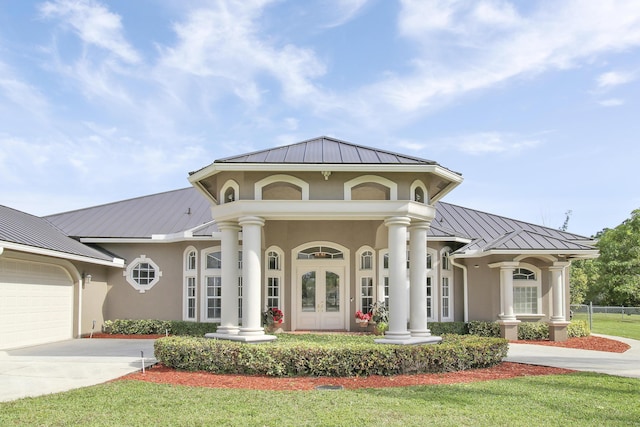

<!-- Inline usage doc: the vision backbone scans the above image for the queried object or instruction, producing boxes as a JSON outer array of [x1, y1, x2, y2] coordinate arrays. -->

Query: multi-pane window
[[132, 262, 155, 285], [184, 249, 197, 321], [513, 267, 539, 314], [206, 276, 222, 319], [186, 277, 196, 320], [207, 251, 222, 269], [426, 276, 433, 319], [441, 251, 450, 270], [265, 248, 283, 311], [360, 251, 373, 270], [441, 277, 450, 319], [238, 277, 243, 320], [361, 277, 374, 313]]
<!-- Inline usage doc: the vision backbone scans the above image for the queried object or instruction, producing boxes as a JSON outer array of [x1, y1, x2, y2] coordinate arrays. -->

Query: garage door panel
[[0, 259, 74, 350]]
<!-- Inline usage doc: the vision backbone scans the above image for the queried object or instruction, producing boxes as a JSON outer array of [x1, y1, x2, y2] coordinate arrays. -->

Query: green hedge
[[466, 320, 590, 340], [154, 334, 508, 377], [429, 322, 468, 335], [103, 319, 216, 337]]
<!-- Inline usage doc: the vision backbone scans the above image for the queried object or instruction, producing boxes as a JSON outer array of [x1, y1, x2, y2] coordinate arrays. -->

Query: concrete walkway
[[0, 339, 157, 402], [505, 334, 640, 379]]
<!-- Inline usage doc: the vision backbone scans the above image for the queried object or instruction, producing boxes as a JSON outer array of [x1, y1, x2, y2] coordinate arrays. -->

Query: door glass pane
[[301, 271, 316, 312], [325, 271, 340, 312]]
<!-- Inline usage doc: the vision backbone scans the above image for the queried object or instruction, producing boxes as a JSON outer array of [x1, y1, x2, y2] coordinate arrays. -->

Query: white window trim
[[410, 179, 429, 204], [427, 248, 438, 322], [378, 250, 390, 308], [356, 246, 376, 313], [264, 246, 284, 310], [344, 175, 398, 201], [201, 246, 222, 322], [124, 255, 162, 293], [183, 246, 197, 321], [440, 247, 453, 321], [254, 174, 309, 200], [220, 179, 239, 204], [513, 263, 543, 316]]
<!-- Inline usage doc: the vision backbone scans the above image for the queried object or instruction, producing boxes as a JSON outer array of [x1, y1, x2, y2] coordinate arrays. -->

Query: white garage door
[[0, 258, 74, 350]]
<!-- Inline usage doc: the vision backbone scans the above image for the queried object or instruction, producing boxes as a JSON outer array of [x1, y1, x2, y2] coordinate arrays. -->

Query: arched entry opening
[[291, 242, 350, 331]]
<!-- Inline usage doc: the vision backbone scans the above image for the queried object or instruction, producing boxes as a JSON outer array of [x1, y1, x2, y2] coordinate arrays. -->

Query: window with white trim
[[202, 249, 222, 322], [237, 251, 243, 321], [357, 248, 375, 313], [183, 248, 197, 321], [426, 248, 437, 321], [440, 247, 453, 321], [513, 267, 541, 314], [379, 251, 390, 308], [265, 247, 284, 310], [124, 255, 162, 293]]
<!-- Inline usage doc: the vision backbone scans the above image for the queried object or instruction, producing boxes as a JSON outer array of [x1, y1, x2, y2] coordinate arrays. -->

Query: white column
[[238, 216, 265, 337], [550, 262, 570, 321], [217, 221, 240, 335], [499, 262, 518, 321], [384, 216, 411, 341], [409, 221, 431, 337]]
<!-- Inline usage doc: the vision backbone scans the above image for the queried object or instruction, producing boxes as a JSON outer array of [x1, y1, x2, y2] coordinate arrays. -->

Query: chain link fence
[[570, 303, 640, 331]]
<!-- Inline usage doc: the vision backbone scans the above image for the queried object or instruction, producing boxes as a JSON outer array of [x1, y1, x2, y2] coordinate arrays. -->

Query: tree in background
[[571, 209, 640, 306], [595, 209, 640, 306]]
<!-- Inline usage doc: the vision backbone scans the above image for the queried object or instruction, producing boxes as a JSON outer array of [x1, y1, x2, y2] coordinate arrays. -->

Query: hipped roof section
[[190, 136, 461, 174], [0, 205, 122, 265]]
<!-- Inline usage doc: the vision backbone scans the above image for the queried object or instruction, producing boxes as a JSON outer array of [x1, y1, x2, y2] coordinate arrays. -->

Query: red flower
[[354, 310, 371, 321]]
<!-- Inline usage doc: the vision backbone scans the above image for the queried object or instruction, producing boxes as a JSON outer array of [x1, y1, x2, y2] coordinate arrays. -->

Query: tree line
[[570, 209, 640, 306]]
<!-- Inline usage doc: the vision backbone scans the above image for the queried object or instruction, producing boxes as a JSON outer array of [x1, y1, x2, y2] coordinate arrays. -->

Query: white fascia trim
[[81, 236, 217, 244], [452, 249, 600, 259], [211, 200, 437, 222], [427, 236, 473, 244], [190, 162, 464, 179], [0, 242, 125, 268]]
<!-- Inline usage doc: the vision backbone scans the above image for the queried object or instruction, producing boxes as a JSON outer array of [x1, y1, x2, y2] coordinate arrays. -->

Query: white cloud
[[321, 0, 370, 28], [39, 0, 141, 64], [599, 98, 625, 107], [452, 132, 541, 156], [0, 61, 51, 120], [350, 1, 640, 120], [597, 71, 636, 88], [157, 1, 326, 106]]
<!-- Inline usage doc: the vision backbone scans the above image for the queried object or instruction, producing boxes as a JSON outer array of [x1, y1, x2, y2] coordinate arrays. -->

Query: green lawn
[[572, 312, 640, 340], [1, 373, 638, 426]]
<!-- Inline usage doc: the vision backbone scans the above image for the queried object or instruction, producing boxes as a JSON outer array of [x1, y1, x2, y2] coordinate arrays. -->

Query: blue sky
[[1, 0, 639, 237]]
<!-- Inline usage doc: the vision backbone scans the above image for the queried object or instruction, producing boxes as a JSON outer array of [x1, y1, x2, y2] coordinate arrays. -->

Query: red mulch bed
[[115, 335, 630, 390]]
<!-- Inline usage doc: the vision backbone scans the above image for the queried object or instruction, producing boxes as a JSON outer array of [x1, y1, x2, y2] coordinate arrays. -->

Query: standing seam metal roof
[[0, 205, 116, 262]]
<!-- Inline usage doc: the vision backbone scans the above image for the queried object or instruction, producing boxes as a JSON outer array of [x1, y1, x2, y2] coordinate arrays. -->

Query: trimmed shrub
[[429, 322, 468, 335], [517, 322, 549, 340], [567, 320, 590, 338], [467, 321, 501, 337], [103, 319, 216, 336], [154, 334, 508, 377]]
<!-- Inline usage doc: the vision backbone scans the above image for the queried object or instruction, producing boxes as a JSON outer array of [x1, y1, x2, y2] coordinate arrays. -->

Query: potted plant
[[369, 301, 389, 335], [354, 310, 372, 327], [262, 307, 284, 333]]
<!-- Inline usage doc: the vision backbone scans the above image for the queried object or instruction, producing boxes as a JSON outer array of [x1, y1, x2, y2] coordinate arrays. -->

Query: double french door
[[296, 266, 345, 330]]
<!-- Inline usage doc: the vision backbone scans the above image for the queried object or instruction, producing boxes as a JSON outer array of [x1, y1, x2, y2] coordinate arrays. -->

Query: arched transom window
[[297, 245, 344, 260]]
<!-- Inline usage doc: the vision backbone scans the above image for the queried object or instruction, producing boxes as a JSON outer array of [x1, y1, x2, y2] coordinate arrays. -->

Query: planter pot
[[356, 321, 369, 328]]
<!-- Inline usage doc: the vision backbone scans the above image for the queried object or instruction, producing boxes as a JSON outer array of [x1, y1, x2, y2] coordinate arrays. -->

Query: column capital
[[384, 216, 411, 227], [488, 261, 519, 270], [549, 261, 571, 270], [408, 220, 432, 230], [238, 216, 265, 227], [216, 221, 241, 231]]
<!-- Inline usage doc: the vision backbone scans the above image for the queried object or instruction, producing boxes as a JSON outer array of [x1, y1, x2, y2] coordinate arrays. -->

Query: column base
[[205, 332, 277, 343], [375, 335, 442, 345], [215, 326, 240, 335], [498, 320, 521, 341], [410, 329, 432, 337], [547, 321, 571, 342], [238, 327, 266, 337]]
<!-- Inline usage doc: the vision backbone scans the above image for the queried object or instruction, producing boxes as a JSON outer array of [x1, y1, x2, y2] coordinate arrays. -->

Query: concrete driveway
[[505, 334, 640, 379], [0, 339, 157, 402]]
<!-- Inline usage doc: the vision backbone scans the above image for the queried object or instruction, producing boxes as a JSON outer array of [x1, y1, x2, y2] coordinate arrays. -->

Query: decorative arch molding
[[220, 180, 240, 204], [410, 179, 429, 204], [254, 174, 309, 201], [514, 254, 558, 263], [344, 175, 397, 201]]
